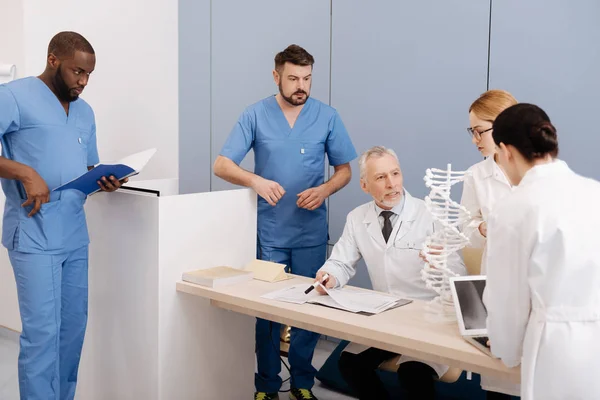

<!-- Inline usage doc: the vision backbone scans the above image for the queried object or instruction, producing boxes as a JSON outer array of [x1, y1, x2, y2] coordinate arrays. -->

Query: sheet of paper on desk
[[261, 284, 411, 314], [323, 287, 410, 314], [261, 284, 319, 304], [307, 294, 361, 313]]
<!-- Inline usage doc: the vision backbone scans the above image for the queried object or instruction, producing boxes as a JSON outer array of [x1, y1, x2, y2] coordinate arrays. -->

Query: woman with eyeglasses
[[460, 89, 520, 400], [483, 103, 600, 400], [461, 89, 517, 250]]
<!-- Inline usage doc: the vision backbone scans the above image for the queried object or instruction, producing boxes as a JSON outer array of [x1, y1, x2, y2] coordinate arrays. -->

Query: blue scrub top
[[0, 77, 99, 254], [221, 95, 357, 248]]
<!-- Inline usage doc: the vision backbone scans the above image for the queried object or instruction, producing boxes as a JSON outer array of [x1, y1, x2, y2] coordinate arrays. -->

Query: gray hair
[[358, 146, 399, 180]]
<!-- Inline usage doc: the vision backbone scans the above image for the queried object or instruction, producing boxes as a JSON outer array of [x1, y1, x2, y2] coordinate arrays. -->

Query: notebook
[[53, 148, 157, 196], [262, 284, 412, 315], [449, 275, 495, 357], [244, 259, 290, 282], [182, 266, 254, 288]]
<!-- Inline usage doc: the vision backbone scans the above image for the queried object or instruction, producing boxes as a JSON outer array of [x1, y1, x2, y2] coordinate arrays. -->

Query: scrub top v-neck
[[221, 95, 357, 248], [0, 77, 99, 253]]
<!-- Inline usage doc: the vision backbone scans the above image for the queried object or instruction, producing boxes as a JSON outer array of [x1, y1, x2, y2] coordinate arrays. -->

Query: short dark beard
[[278, 82, 309, 106], [53, 65, 78, 102]]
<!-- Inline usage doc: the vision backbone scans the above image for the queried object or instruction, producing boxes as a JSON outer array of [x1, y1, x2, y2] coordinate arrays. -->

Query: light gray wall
[[179, 0, 331, 194], [209, 0, 332, 192], [489, 0, 600, 181], [328, 0, 490, 288], [179, 0, 211, 194], [179, 0, 600, 288]]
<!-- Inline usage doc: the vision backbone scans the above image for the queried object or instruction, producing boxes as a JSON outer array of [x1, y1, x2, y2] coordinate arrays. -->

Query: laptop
[[449, 275, 495, 357]]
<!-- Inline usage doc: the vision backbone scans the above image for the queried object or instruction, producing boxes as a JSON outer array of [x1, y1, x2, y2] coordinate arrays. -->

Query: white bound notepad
[[182, 266, 254, 288]]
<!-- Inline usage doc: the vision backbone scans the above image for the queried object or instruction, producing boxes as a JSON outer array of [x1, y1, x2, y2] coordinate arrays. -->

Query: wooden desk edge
[[176, 281, 520, 383]]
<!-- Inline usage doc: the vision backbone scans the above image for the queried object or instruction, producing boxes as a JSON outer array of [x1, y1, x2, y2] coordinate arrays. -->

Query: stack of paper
[[244, 259, 290, 282], [182, 266, 253, 288], [261, 284, 411, 315]]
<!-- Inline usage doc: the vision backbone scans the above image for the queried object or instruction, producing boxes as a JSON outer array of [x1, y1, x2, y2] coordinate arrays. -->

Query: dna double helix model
[[421, 164, 472, 322]]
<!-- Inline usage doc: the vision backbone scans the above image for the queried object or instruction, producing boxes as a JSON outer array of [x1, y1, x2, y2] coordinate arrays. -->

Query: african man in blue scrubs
[[214, 45, 357, 400], [0, 32, 126, 399]]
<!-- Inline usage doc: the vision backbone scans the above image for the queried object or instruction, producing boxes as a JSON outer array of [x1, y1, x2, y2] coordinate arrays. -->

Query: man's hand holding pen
[[310, 270, 338, 295]]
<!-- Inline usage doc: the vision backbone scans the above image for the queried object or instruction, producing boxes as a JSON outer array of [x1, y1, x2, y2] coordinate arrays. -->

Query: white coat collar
[[519, 159, 569, 187], [363, 190, 417, 248], [481, 156, 512, 186]]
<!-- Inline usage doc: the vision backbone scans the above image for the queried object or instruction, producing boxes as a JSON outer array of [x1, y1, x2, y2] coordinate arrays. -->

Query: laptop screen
[[452, 277, 487, 332]]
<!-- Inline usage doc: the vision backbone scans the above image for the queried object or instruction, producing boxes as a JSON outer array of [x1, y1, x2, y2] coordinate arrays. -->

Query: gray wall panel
[[329, 0, 490, 288], [489, 0, 600, 180], [210, 0, 332, 192], [179, 0, 211, 194]]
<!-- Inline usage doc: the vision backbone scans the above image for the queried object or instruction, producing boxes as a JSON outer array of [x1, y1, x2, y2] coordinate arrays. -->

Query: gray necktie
[[380, 211, 394, 243]]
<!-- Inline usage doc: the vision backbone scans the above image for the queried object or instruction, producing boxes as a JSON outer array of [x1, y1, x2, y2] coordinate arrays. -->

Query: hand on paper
[[21, 168, 50, 217], [297, 185, 327, 211], [478, 221, 487, 237], [315, 270, 337, 295], [97, 175, 128, 192], [251, 176, 285, 206]]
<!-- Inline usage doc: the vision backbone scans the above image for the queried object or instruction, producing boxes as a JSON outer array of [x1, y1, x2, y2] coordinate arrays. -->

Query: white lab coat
[[460, 156, 513, 252], [461, 157, 520, 396], [484, 160, 600, 400], [320, 191, 466, 377]]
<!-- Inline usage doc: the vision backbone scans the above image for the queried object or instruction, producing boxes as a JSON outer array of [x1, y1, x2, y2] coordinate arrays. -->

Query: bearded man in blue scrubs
[[0, 32, 126, 399], [214, 44, 357, 400]]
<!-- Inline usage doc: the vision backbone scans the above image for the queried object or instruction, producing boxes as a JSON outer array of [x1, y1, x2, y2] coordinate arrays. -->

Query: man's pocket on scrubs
[[77, 128, 91, 165], [301, 142, 325, 172], [17, 200, 63, 252]]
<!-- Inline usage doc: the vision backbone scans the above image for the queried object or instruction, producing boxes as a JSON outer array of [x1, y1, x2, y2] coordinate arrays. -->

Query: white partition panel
[[158, 189, 256, 399], [1, 183, 257, 399], [78, 191, 161, 399], [75, 184, 256, 399]]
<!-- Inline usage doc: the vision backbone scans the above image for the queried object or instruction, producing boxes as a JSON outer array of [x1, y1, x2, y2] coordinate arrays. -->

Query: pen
[[305, 273, 329, 295]]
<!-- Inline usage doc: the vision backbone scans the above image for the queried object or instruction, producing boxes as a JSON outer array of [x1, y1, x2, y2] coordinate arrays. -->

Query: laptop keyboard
[[473, 336, 490, 348]]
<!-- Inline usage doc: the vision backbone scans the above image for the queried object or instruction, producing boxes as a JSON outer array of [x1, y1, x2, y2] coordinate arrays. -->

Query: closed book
[[182, 266, 253, 288]]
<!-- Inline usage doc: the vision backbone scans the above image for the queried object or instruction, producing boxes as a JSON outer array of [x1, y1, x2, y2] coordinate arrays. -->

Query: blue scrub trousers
[[9, 245, 89, 400], [255, 243, 327, 393]]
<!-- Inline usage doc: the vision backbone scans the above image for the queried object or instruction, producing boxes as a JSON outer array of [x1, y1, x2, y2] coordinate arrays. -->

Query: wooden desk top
[[176, 276, 520, 383]]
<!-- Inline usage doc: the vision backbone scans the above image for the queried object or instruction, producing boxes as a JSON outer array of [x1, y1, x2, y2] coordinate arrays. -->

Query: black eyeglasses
[[466, 127, 493, 140]]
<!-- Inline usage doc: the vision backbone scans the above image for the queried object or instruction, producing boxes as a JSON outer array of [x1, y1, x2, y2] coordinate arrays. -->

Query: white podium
[[0, 180, 257, 400]]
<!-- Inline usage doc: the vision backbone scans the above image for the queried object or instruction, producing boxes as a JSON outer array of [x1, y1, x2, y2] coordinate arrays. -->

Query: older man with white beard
[[315, 146, 465, 400]]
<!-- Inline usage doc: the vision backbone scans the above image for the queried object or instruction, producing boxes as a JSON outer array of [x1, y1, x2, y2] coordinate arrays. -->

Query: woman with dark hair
[[483, 103, 600, 399], [460, 90, 520, 400]]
